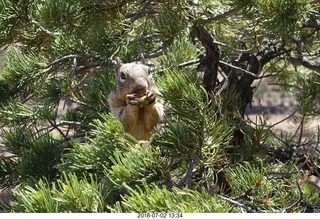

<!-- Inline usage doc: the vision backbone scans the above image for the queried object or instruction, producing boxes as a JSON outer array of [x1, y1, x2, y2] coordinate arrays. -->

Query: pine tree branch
[[289, 113, 306, 144], [266, 171, 300, 176], [57, 121, 82, 126], [302, 21, 320, 30], [204, 179, 257, 213], [213, 40, 254, 53], [219, 60, 258, 78], [185, 146, 201, 189], [46, 54, 96, 68], [154, 59, 200, 74], [143, 47, 169, 59], [30, 19, 60, 36], [260, 48, 290, 67], [129, 0, 153, 23], [196, 6, 241, 25], [54, 132, 89, 145], [68, 96, 97, 111], [185, 160, 194, 189], [20, 93, 36, 104], [265, 109, 298, 128], [287, 56, 320, 72], [46, 119, 68, 141], [71, 72, 94, 91], [178, 59, 200, 68], [37, 120, 82, 135], [129, 33, 162, 45], [281, 181, 303, 212], [47, 54, 111, 78], [298, 114, 306, 146], [191, 24, 220, 93], [107, 1, 131, 10], [156, 58, 260, 80], [216, 194, 257, 213], [216, 70, 229, 95]]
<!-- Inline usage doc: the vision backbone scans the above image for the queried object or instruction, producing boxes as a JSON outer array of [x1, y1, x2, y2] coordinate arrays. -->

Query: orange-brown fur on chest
[[108, 58, 164, 140]]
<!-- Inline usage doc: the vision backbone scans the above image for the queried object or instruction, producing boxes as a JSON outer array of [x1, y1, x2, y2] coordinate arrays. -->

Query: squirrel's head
[[114, 57, 154, 97]]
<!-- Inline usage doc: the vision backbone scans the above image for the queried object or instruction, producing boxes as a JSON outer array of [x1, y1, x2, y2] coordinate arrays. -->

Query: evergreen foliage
[[0, 0, 320, 213], [13, 173, 106, 212], [112, 183, 232, 213]]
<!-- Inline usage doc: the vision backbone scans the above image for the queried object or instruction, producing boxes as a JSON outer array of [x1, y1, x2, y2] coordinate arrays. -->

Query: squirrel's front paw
[[145, 91, 156, 104], [127, 91, 156, 107]]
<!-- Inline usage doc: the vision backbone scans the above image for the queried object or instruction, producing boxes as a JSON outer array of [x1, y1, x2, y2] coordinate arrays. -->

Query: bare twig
[[56, 121, 82, 126], [177, 172, 187, 187], [35, 120, 81, 135], [269, 109, 299, 128], [178, 59, 200, 68], [219, 60, 258, 78], [213, 40, 254, 53], [69, 59, 111, 77], [68, 97, 97, 110], [266, 171, 300, 176], [156, 58, 259, 81], [129, 0, 153, 23], [70, 56, 78, 77], [191, 24, 220, 93], [20, 93, 36, 104], [54, 132, 88, 145], [315, 126, 320, 177], [256, 73, 276, 79], [46, 54, 95, 68], [317, 126, 320, 148], [71, 72, 93, 89], [216, 70, 229, 95], [177, 148, 201, 189], [154, 59, 199, 74], [185, 160, 194, 189], [287, 55, 320, 72], [30, 19, 60, 36], [178, 146, 201, 188], [202, 171, 257, 212], [47, 119, 68, 141], [290, 114, 306, 144], [143, 47, 169, 59], [216, 194, 257, 213], [188, 147, 201, 189], [267, 82, 299, 89], [129, 33, 162, 45], [197, 6, 241, 24], [281, 181, 303, 212]]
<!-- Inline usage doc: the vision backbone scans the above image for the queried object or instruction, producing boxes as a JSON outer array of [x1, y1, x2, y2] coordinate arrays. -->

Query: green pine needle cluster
[[112, 183, 232, 213], [13, 173, 105, 213]]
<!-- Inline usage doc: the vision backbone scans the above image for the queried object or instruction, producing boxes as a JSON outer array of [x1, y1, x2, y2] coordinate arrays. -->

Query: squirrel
[[108, 57, 164, 140]]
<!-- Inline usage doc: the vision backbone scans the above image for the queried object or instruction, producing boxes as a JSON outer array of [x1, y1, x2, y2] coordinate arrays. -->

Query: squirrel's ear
[[113, 57, 122, 70], [140, 53, 146, 65]]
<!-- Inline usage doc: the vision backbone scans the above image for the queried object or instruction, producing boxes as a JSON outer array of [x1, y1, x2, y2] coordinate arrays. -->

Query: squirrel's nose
[[133, 78, 148, 95]]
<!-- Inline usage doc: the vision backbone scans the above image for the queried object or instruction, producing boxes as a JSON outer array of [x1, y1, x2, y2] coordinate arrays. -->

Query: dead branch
[[46, 53, 96, 69], [219, 60, 258, 78], [287, 56, 320, 72], [129, 0, 153, 23], [281, 181, 303, 212], [191, 24, 220, 93], [197, 6, 241, 24]]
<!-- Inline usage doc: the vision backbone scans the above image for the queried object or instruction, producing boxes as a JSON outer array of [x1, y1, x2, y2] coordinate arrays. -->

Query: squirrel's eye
[[120, 72, 126, 80], [148, 68, 151, 75]]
